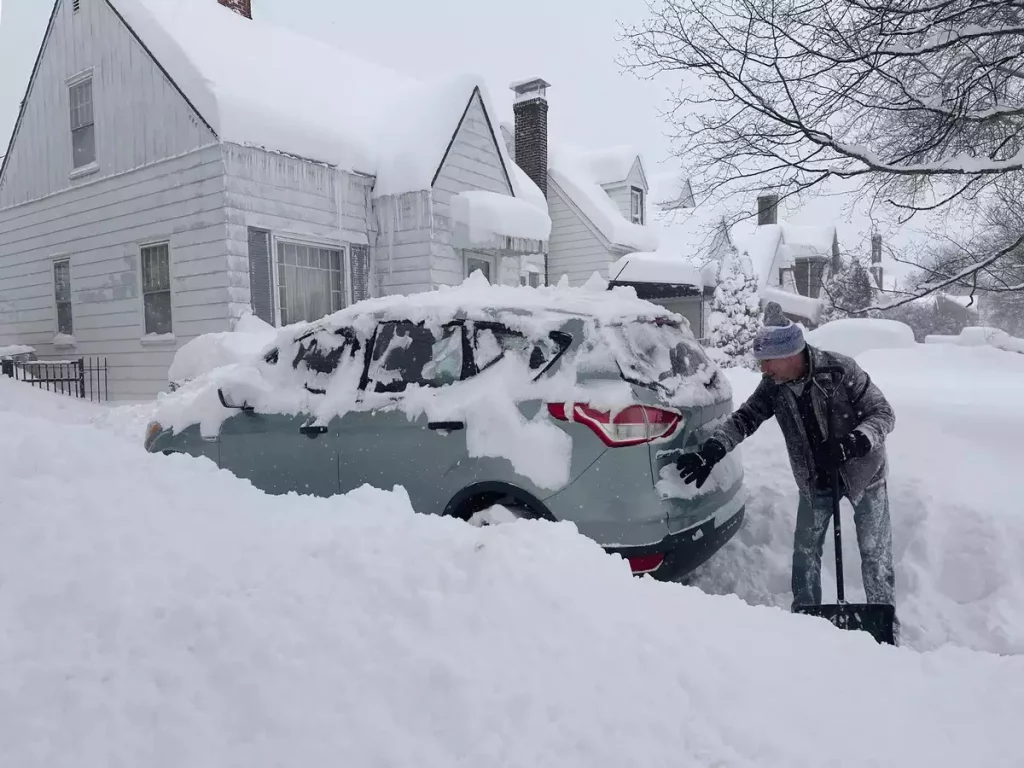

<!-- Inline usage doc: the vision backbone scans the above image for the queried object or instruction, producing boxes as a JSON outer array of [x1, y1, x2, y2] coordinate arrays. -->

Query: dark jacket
[[711, 345, 896, 504]]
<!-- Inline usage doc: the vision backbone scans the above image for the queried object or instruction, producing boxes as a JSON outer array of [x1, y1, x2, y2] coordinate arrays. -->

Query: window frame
[[630, 186, 645, 225], [139, 241, 173, 337], [52, 257, 73, 338], [67, 71, 96, 174], [272, 235, 350, 327]]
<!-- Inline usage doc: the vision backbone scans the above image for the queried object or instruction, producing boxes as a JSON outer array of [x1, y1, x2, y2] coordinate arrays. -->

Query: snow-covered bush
[[706, 252, 760, 368]]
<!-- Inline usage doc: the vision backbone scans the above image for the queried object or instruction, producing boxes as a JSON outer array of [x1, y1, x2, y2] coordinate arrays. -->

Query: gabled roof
[[5, 0, 512, 198], [647, 171, 695, 212], [741, 222, 837, 290]]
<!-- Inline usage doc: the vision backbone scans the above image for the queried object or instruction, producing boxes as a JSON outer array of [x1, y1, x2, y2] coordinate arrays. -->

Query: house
[[739, 192, 841, 326], [498, 91, 658, 288], [0, 0, 550, 401]]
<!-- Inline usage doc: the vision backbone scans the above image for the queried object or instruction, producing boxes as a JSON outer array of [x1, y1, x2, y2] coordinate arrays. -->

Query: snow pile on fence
[[689, 342, 1024, 655], [1, 379, 1022, 767]]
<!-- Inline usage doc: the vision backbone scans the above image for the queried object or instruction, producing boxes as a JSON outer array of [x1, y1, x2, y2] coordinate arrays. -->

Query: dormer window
[[630, 187, 645, 225]]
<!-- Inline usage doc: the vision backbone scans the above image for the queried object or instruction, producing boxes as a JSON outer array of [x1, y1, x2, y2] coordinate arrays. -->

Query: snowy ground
[[1, 340, 1023, 766], [688, 343, 1024, 655]]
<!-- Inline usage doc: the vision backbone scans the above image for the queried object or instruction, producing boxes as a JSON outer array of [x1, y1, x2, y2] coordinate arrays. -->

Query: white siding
[[430, 91, 514, 287], [374, 192, 434, 296], [0, 0, 216, 209], [547, 180, 613, 287], [603, 159, 647, 224], [0, 145, 229, 401], [221, 145, 372, 321]]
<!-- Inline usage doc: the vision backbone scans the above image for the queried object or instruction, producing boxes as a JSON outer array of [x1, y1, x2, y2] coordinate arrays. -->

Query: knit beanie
[[752, 301, 806, 360]]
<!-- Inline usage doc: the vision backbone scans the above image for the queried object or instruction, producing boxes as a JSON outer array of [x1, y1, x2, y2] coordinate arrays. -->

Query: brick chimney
[[218, 0, 252, 18], [870, 232, 884, 289], [510, 78, 550, 198], [757, 192, 779, 225]]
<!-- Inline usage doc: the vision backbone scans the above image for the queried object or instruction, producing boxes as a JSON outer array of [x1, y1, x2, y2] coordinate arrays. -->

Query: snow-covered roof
[[651, 206, 738, 271], [608, 252, 703, 287], [647, 170, 695, 212], [548, 147, 657, 253], [562, 146, 642, 186], [107, 0, 512, 198], [759, 286, 822, 324], [450, 190, 551, 245], [740, 223, 836, 289]]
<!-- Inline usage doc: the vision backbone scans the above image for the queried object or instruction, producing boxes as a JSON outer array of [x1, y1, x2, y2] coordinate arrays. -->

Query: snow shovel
[[793, 369, 897, 646]]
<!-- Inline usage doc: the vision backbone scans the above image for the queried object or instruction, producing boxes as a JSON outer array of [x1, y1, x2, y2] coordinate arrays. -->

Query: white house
[[498, 96, 658, 288], [0, 0, 550, 401]]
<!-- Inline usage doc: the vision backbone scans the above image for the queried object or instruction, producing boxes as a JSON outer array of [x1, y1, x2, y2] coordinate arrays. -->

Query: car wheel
[[466, 504, 531, 527]]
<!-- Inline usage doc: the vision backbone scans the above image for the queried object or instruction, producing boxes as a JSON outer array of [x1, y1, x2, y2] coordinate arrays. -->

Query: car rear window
[[580, 319, 713, 389], [471, 323, 571, 378]]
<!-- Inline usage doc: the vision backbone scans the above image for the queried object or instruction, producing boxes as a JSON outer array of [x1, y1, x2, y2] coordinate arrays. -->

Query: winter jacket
[[711, 345, 896, 504]]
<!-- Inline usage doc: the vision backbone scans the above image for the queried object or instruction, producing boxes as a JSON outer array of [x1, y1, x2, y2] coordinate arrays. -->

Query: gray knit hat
[[752, 301, 806, 360]]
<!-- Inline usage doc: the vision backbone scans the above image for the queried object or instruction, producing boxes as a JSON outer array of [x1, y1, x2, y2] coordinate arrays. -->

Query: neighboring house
[[498, 90, 657, 288], [740, 193, 840, 325], [0, 0, 549, 401]]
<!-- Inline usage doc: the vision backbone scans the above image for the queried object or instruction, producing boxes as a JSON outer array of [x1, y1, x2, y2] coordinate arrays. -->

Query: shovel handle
[[817, 365, 846, 604]]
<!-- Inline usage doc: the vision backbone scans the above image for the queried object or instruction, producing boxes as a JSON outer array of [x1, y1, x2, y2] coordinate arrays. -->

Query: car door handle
[[428, 421, 464, 432], [299, 424, 328, 438]]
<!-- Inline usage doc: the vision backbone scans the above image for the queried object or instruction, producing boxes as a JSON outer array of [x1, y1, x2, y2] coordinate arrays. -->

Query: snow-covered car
[[145, 277, 747, 579]]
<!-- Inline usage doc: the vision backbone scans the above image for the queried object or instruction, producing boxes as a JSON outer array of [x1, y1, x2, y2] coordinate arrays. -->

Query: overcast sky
[[0, 0, 682, 175]]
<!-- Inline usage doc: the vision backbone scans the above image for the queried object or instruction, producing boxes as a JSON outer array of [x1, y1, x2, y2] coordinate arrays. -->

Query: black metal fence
[[1, 357, 109, 403]]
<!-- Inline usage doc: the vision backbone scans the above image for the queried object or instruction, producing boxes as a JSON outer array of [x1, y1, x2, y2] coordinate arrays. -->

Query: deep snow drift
[[1, 377, 1023, 767], [689, 342, 1024, 655]]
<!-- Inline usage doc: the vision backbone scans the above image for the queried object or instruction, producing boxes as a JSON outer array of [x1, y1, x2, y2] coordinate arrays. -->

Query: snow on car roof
[[275, 273, 684, 342]]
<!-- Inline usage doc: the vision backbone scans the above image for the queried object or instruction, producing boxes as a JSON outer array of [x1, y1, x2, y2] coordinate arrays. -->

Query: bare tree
[[621, 0, 1024, 306]]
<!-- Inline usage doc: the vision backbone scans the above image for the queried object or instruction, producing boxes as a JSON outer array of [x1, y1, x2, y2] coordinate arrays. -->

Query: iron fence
[[0, 356, 109, 403]]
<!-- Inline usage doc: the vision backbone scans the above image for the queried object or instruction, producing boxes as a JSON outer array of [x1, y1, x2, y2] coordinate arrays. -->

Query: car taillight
[[627, 553, 665, 574], [546, 403, 682, 447]]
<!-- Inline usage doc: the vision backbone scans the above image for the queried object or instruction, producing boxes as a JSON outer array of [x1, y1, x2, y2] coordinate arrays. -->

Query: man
[[677, 301, 897, 623]]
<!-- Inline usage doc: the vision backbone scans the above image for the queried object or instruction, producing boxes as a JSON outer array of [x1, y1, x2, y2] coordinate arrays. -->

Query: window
[[366, 321, 464, 394], [630, 187, 645, 225], [69, 78, 95, 170], [53, 260, 73, 336], [520, 271, 541, 288], [277, 241, 345, 325], [793, 258, 826, 298], [466, 254, 492, 282], [141, 243, 172, 335], [470, 323, 571, 379]]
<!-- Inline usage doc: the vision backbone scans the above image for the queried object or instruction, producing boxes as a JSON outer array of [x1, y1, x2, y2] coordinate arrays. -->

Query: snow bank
[[689, 344, 1024, 655], [926, 326, 1024, 354], [806, 318, 917, 358], [450, 189, 552, 243], [548, 148, 657, 252], [167, 313, 278, 387], [3, 382, 1024, 767], [608, 251, 703, 286]]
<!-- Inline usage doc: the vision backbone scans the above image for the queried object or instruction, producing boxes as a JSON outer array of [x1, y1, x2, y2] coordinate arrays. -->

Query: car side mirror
[[217, 387, 254, 412]]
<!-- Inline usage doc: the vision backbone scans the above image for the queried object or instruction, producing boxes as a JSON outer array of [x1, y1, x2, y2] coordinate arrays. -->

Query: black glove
[[676, 439, 727, 488], [825, 430, 872, 469]]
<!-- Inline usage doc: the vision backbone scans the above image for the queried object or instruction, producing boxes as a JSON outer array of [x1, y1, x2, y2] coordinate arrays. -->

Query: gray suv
[[145, 297, 746, 580]]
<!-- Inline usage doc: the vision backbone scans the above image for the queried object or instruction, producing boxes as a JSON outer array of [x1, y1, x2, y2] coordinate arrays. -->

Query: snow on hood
[[2, 380, 1024, 766], [167, 313, 279, 386]]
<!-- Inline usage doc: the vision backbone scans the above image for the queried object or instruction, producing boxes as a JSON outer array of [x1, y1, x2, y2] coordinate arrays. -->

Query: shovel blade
[[794, 603, 897, 646]]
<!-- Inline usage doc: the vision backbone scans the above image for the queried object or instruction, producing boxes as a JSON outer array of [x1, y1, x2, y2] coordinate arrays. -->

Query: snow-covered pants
[[790, 479, 895, 610]]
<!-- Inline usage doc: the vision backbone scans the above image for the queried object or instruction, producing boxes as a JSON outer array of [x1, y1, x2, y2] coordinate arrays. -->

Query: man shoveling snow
[[677, 302, 898, 632]]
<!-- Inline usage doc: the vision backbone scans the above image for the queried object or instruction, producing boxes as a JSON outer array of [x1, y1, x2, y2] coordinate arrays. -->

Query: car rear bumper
[[604, 493, 746, 582]]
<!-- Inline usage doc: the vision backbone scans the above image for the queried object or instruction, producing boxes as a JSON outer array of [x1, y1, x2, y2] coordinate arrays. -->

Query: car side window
[[366, 321, 464, 394], [470, 323, 570, 377]]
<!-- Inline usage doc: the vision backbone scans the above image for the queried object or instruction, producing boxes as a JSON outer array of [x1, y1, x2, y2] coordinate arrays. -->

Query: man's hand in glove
[[825, 429, 872, 469], [676, 439, 727, 489]]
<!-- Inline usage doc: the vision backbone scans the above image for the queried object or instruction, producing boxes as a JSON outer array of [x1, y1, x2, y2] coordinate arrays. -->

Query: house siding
[[604, 160, 646, 223], [430, 91, 514, 288], [0, 0, 216, 209], [547, 180, 612, 287], [221, 145, 372, 322], [0, 145, 229, 401]]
